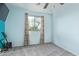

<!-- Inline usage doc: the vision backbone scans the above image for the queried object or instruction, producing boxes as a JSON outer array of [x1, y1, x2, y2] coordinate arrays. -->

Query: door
[[28, 16, 41, 45]]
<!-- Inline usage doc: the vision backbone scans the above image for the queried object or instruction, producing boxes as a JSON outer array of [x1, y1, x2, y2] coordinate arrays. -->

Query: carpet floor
[[0, 43, 75, 56]]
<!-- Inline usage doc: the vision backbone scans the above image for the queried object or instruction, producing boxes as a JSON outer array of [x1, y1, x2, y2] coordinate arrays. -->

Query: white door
[[28, 16, 41, 45]]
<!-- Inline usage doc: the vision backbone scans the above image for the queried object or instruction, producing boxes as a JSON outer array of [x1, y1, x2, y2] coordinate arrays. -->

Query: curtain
[[40, 16, 44, 44], [24, 13, 29, 46]]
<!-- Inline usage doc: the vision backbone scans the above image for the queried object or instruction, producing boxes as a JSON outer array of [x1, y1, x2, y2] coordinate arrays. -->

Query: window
[[28, 16, 41, 31]]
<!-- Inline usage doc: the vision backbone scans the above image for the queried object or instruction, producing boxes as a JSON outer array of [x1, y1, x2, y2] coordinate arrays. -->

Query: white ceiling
[[6, 3, 64, 14]]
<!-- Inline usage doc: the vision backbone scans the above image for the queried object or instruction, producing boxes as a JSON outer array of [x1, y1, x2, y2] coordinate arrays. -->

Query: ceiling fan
[[36, 3, 64, 9]]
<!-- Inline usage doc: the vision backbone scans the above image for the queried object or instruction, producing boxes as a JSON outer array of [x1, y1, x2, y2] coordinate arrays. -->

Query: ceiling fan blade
[[43, 3, 49, 9], [59, 3, 64, 5]]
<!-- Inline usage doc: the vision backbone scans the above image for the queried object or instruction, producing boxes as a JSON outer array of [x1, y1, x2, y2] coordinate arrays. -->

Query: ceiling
[[6, 3, 64, 14]]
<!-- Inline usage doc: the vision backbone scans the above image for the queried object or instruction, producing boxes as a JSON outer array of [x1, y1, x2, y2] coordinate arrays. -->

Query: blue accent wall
[[0, 20, 5, 48]]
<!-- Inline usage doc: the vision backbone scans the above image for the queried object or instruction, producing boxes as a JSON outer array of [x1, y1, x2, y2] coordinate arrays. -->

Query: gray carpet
[[0, 43, 75, 56]]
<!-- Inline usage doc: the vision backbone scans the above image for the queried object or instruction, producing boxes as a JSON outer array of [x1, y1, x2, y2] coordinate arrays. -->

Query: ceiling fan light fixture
[[36, 3, 41, 5]]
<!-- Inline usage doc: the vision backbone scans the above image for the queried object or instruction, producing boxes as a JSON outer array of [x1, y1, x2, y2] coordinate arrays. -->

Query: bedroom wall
[[5, 4, 52, 47], [52, 3, 79, 55]]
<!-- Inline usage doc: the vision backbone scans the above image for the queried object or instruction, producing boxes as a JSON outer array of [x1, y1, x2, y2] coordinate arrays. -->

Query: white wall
[[52, 3, 79, 55], [5, 4, 52, 47]]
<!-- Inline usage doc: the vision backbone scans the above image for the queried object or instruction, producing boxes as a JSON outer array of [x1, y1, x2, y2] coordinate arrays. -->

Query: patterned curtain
[[40, 16, 44, 44], [24, 13, 29, 46]]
